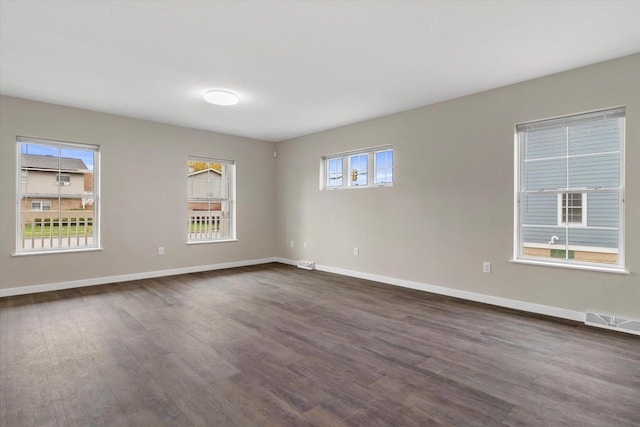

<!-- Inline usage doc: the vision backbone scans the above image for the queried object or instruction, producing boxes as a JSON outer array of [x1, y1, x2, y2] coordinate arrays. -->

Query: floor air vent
[[585, 312, 640, 336], [297, 260, 315, 270]]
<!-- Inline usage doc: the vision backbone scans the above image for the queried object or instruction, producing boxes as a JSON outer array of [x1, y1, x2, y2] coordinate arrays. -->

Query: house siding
[[187, 170, 223, 200], [22, 170, 85, 196]]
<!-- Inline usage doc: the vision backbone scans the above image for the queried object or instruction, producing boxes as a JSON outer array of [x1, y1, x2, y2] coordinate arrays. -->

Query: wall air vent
[[585, 312, 640, 336], [297, 260, 315, 270]]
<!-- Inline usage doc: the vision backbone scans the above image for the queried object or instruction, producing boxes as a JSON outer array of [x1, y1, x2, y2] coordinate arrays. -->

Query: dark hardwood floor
[[1, 263, 638, 426]]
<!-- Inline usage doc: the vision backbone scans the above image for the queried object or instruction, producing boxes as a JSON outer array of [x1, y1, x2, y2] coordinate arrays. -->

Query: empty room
[[1, 1, 639, 426]]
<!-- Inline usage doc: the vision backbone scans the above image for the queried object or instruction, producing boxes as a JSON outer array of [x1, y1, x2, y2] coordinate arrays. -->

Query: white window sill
[[187, 239, 238, 245], [510, 258, 629, 275], [324, 183, 393, 191], [12, 247, 103, 257]]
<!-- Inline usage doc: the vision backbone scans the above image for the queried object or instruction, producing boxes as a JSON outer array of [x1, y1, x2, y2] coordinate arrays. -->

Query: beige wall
[[275, 54, 640, 319], [0, 96, 277, 290]]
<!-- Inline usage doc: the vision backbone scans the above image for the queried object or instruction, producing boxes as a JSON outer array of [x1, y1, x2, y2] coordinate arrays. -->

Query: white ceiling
[[1, 1, 639, 142]]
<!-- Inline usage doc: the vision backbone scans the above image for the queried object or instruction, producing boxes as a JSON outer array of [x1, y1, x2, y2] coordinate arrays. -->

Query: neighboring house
[[521, 119, 620, 264], [21, 154, 93, 211], [82, 172, 95, 209], [187, 168, 222, 211]]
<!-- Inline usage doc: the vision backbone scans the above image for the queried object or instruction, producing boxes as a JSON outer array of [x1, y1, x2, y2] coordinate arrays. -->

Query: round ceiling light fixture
[[203, 89, 239, 106]]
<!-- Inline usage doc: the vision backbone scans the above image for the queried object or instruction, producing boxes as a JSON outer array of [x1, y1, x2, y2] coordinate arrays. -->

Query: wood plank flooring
[[1, 263, 638, 426]]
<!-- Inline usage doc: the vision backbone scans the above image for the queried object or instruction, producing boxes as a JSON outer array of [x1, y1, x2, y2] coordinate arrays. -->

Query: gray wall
[[275, 54, 640, 319], [0, 96, 277, 290]]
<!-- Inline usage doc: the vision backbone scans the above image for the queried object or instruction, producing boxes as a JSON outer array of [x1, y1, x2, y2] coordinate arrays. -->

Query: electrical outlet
[[354, 247, 359, 256], [158, 246, 165, 256], [303, 241, 308, 249], [289, 240, 294, 248], [482, 262, 491, 273]]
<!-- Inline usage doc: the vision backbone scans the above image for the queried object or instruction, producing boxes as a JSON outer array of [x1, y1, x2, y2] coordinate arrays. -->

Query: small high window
[[323, 146, 393, 190], [349, 154, 368, 186], [375, 149, 394, 184], [326, 157, 343, 188]]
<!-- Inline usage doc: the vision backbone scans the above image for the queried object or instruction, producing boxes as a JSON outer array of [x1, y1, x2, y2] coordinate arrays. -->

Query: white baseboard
[[0, 256, 585, 324], [0, 257, 278, 297], [274, 257, 584, 322]]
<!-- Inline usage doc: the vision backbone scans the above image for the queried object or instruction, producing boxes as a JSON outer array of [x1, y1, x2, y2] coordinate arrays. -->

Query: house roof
[[21, 154, 89, 172], [188, 168, 222, 177]]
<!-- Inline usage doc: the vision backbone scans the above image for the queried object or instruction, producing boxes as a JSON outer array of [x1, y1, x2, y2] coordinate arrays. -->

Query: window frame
[[326, 157, 343, 188], [16, 136, 100, 255], [374, 148, 394, 185], [348, 153, 368, 187], [322, 146, 393, 190], [187, 155, 236, 244], [513, 107, 626, 272]]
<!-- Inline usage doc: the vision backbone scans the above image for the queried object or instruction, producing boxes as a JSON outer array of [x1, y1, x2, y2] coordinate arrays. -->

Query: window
[[31, 200, 52, 211], [349, 154, 368, 186], [558, 193, 586, 226], [375, 149, 393, 184], [187, 156, 235, 242], [515, 107, 624, 270], [323, 146, 393, 190], [56, 173, 71, 185], [326, 157, 343, 188], [17, 137, 99, 253]]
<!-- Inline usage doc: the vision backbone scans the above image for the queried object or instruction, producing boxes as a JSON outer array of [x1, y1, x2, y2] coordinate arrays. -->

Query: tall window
[[187, 156, 235, 242], [17, 137, 99, 253], [323, 146, 393, 190], [515, 107, 624, 269]]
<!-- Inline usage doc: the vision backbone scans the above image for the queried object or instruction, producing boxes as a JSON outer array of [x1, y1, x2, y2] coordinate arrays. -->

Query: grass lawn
[[189, 223, 221, 232], [22, 225, 93, 238]]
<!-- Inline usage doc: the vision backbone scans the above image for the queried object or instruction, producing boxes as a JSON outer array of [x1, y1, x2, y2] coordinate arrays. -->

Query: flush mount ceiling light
[[203, 89, 239, 106]]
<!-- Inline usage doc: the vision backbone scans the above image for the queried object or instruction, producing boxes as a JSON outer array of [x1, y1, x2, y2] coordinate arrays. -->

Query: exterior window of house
[[17, 137, 100, 254], [187, 156, 235, 243], [56, 174, 71, 185], [322, 146, 393, 190], [31, 200, 52, 211], [558, 193, 586, 226], [515, 107, 624, 270]]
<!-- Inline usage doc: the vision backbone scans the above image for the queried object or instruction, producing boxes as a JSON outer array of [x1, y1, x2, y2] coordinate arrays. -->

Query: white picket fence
[[187, 211, 230, 241], [20, 210, 229, 250], [21, 210, 94, 250]]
